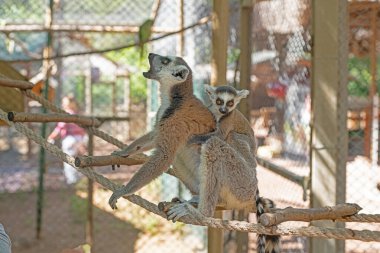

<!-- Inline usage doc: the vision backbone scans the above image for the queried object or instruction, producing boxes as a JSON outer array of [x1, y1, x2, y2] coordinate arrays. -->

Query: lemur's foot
[[167, 202, 203, 222], [108, 187, 130, 210]]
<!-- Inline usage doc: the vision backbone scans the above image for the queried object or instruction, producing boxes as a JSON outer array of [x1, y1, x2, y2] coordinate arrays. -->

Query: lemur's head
[[143, 53, 191, 86], [204, 85, 249, 120]]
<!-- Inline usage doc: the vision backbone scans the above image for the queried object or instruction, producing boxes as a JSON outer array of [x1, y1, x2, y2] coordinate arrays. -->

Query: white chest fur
[[156, 93, 171, 122]]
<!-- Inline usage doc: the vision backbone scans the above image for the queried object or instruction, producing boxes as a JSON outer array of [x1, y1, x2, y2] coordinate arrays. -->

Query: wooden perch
[[75, 154, 148, 167], [0, 77, 35, 89], [259, 203, 362, 226], [7, 112, 101, 127]]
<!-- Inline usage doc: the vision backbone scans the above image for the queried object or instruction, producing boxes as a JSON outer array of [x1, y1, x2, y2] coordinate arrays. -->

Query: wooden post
[[84, 66, 92, 115], [310, 0, 348, 252], [85, 65, 94, 247], [86, 133, 94, 247], [369, 5, 378, 167], [121, 73, 131, 140], [111, 81, 116, 116], [236, 1, 253, 252], [210, 0, 229, 252], [238, 0, 253, 121], [211, 0, 229, 86], [178, 0, 185, 57], [36, 0, 54, 240]]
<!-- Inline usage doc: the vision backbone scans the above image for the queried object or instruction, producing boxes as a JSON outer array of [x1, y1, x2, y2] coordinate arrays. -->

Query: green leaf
[[138, 19, 154, 58]]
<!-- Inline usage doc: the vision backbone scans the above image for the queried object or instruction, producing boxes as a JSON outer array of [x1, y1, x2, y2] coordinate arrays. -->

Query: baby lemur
[[169, 85, 280, 253], [110, 54, 279, 253], [187, 84, 256, 147]]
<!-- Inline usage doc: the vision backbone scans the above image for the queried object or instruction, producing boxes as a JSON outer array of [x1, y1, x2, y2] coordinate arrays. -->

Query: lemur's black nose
[[219, 108, 227, 114]]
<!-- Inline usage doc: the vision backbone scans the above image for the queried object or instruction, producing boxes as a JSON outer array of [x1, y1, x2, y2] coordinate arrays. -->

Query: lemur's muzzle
[[219, 107, 228, 114], [143, 53, 158, 79]]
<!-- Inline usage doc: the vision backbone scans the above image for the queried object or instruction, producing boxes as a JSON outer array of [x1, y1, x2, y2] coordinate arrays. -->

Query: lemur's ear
[[237, 89, 249, 99], [172, 65, 189, 81], [204, 84, 216, 98]]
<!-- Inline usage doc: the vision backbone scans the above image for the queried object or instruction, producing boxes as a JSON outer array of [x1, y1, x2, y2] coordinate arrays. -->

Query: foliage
[[107, 47, 149, 104], [61, 75, 85, 107], [348, 56, 380, 97]]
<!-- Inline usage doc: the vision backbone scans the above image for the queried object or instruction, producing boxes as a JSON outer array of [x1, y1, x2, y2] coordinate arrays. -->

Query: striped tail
[[256, 189, 281, 253]]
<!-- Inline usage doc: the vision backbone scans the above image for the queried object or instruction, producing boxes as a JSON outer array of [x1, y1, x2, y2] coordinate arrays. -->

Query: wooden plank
[[310, 0, 348, 252]]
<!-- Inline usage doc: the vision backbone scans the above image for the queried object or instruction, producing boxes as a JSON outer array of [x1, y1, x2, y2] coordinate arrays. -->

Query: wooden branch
[[4, 16, 211, 63], [74, 154, 148, 167], [0, 24, 177, 33], [259, 203, 362, 226], [7, 112, 101, 127], [0, 77, 34, 89]]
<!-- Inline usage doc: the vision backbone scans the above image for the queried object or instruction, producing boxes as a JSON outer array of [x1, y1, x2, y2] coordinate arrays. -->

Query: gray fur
[[111, 56, 279, 252]]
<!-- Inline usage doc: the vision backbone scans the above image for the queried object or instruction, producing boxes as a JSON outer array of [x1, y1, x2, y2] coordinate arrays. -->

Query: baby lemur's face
[[143, 53, 191, 87], [205, 85, 249, 120]]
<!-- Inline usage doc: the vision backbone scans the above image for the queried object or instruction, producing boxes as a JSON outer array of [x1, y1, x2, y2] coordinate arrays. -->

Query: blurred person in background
[[48, 95, 87, 184]]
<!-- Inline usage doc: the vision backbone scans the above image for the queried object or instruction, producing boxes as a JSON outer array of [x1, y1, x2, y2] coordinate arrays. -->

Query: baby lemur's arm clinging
[[108, 53, 216, 209]]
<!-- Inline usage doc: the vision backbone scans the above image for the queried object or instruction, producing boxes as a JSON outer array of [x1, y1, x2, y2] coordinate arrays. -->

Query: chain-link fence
[[346, 2, 380, 253], [0, 0, 212, 253], [0, 0, 379, 253]]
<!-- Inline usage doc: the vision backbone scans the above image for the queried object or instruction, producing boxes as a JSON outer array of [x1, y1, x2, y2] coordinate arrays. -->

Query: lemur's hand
[[108, 187, 130, 209], [111, 149, 130, 158], [166, 202, 204, 222], [110, 148, 138, 170], [111, 144, 142, 158]]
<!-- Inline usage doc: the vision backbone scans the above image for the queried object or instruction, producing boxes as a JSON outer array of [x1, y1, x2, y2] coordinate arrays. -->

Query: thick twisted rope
[[1, 108, 380, 242], [339, 214, 380, 223]]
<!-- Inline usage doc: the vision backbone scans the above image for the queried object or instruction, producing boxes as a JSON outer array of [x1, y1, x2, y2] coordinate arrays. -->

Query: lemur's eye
[[216, 99, 223, 105], [227, 100, 234, 107], [161, 58, 170, 65]]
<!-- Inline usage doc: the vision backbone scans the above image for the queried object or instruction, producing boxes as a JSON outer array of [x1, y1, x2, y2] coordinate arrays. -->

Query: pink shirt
[[51, 109, 86, 139], [54, 122, 86, 139]]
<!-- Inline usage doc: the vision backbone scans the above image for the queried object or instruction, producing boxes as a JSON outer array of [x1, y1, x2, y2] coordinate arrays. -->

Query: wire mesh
[[0, 0, 379, 253], [249, 1, 310, 251]]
